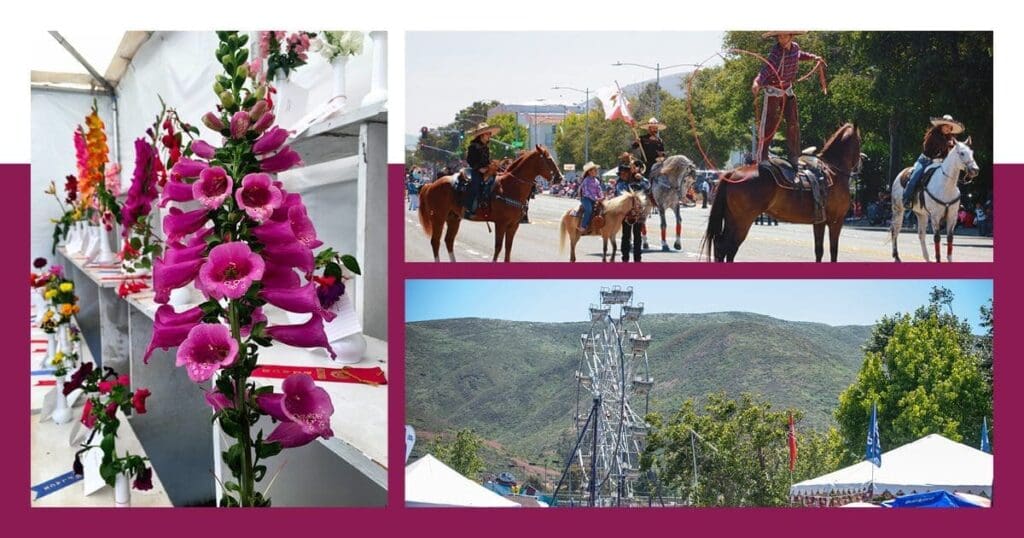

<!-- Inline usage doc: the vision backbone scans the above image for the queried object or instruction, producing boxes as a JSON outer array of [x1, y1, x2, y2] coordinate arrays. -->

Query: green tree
[[643, 392, 832, 507], [835, 310, 991, 464], [431, 429, 486, 480], [459, 113, 527, 160], [978, 298, 993, 385]]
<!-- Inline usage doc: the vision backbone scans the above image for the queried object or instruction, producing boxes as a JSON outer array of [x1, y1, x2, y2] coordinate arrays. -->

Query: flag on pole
[[788, 412, 798, 472], [865, 403, 882, 467], [980, 417, 991, 453], [595, 83, 635, 126]]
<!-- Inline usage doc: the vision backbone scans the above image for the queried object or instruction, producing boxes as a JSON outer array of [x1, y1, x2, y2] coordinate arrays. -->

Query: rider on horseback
[[616, 157, 651, 262], [578, 161, 604, 233], [752, 32, 825, 168], [632, 117, 667, 174], [901, 114, 965, 208], [464, 122, 501, 218]]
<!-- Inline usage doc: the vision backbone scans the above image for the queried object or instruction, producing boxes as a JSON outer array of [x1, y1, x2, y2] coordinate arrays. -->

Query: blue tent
[[882, 490, 984, 508]]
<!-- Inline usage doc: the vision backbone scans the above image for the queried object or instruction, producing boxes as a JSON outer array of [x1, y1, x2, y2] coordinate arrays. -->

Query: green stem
[[228, 301, 255, 507]]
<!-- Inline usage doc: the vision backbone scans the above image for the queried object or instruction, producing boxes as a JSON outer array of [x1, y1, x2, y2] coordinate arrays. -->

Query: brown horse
[[702, 123, 862, 262], [418, 145, 563, 262], [558, 190, 649, 262]]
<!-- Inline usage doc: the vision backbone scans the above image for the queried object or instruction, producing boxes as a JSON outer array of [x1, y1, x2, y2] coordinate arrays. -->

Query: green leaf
[[130, 237, 143, 250], [256, 441, 282, 460], [339, 255, 362, 275]]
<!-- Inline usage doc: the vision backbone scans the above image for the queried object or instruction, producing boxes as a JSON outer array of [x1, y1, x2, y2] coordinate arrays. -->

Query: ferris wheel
[[557, 285, 654, 506]]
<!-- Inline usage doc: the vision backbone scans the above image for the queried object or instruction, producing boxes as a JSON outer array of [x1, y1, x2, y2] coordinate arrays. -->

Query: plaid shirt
[[581, 175, 604, 201], [757, 42, 818, 89]]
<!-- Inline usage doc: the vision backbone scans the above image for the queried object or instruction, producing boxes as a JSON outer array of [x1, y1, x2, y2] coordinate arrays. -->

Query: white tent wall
[[30, 89, 114, 262]]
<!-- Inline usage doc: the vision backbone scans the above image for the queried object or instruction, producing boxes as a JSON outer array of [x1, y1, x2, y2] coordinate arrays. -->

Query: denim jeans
[[903, 154, 933, 204], [580, 197, 595, 229], [467, 169, 485, 210]]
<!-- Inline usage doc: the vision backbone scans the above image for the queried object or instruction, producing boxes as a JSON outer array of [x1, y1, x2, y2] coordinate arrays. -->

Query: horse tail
[[417, 183, 433, 236], [701, 180, 727, 261], [559, 211, 569, 254]]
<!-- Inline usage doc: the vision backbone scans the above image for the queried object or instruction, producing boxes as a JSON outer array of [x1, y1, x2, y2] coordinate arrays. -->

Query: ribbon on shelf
[[252, 365, 387, 386]]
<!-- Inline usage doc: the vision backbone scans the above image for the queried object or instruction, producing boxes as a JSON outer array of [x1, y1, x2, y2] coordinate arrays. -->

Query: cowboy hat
[[930, 114, 965, 134], [640, 117, 667, 131], [582, 161, 599, 174], [466, 122, 501, 140], [762, 31, 808, 38]]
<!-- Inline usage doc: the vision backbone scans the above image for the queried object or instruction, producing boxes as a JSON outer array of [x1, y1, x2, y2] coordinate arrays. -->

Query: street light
[[612, 61, 695, 117], [552, 85, 591, 162], [530, 98, 546, 148]]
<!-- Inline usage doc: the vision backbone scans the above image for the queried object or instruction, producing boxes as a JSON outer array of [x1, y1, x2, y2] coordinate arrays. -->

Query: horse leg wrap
[[675, 223, 682, 238], [934, 235, 941, 262], [660, 228, 667, 242]]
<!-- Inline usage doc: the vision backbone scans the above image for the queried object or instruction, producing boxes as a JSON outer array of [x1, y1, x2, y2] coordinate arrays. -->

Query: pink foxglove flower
[[205, 390, 234, 412], [261, 242, 314, 274], [252, 219, 298, 247], [235, 173, 283, 222], [261, 262, 301, 290], [190, 139, 218, 160], [249, 100, 269, 122], [259, 146, 302, 173], [163, 207, 210, 242], [287, 204, 322, 249], [152, 249, 204, 305], [176, 324, 238, 383], [170, 158, 208, 180], [160, 179, 195, 207], [197, 242, 266, 300], [257, 374, 334, 448], [261, 282, 335, 321], [192, 166, 233, 209], [251, 112, 275, 134], [253, 127, 289, 155], [266, 314, 336, 358], [202, 112, 225, 131], [230, 111, 251, 139], [144, 305, 204, 362]]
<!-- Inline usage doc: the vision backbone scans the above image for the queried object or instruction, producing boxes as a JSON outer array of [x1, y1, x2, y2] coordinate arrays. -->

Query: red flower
[[132, 388, 152, 414], [98, 380, 116, 394], [104, 401, 118, 419], [81, 399, 97, 428]]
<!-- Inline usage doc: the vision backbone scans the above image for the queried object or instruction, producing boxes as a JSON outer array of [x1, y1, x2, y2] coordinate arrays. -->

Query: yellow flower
[[60, 282, 74, 292], [44, 290, 57, 300], [41, 310, 53, 322]]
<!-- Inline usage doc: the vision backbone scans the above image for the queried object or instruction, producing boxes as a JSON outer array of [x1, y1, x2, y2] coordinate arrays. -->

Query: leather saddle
[[571, 201, 606, 235], [758, 156, 832, 191]]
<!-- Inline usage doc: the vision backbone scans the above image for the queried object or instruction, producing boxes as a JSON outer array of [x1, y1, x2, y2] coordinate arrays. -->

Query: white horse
[[890, 138, 980, 262], [647, 155, 697, 251]]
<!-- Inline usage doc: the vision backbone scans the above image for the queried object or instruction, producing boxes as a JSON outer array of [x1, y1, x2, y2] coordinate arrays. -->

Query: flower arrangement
[[119, 100, 198, 284], [77, 103, 110, 217], [312, 31, 364, 62], [69, 364, 154, 492], [50, 349, 79, 378], [45, 175, 83, 253], [39, 309, 58, 334], [259, 31, 318, 81], [146, 31, 341, 507], [45, 277, 80, 323]]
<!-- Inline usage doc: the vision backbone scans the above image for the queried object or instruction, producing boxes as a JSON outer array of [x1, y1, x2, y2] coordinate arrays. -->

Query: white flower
[[315, 31, 364, 61]]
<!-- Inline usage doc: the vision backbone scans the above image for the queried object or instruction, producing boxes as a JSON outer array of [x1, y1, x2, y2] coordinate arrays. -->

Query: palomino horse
[[417, 145, 563, 262], [702, 123, 862, 262], [558, 190, 649, 262], [648, 155, 698, 252], [889, 138, 980, 262]]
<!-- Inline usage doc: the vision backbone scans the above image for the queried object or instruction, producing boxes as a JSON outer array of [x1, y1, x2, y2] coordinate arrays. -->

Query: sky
[[406, 280, 993, 332], [405, 31, 725, 133]]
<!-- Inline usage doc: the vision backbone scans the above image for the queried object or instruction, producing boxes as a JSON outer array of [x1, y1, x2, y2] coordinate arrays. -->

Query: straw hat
[[582, 161, 599, 175], [639, 117, 667, 131], [762, 31, 808, 38], [930, 114, 965, 134], [466, 122, 501, 140]]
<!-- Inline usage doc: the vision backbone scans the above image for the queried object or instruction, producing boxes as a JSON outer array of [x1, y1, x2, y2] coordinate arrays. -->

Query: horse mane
[[659, 155, 695, 178], [504, 147, 538, 174], [602, 190, 645, 215], [818, 123, 856, 162]]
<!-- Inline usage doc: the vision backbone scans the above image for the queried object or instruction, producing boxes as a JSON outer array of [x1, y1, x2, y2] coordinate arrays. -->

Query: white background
[[0, 0, 1017, 163]]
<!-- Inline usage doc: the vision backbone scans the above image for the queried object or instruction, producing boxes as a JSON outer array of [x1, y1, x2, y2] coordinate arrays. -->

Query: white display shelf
[[289, 101, 387, 167]]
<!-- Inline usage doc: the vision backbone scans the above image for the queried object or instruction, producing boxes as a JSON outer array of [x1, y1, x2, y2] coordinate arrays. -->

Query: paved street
[[404, 194, 994, 262]]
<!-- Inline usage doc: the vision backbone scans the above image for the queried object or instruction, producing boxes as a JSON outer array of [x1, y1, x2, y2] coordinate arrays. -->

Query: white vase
[[66, 222, 83, 254], [84, 225, 101, 259], [114, 473, 131, 508], [95, 227, 116, 264], [331, 332, 367, 364], [42, 332, 57, 369], [361, 31, 388, 107], [57, 323, 72, 354], [168, 287, 191, 307], [331, 56, 349, 100], [52, 378, 72, 424]]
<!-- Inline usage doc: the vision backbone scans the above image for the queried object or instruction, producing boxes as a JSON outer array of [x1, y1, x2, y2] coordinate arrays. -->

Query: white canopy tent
[[406, 454, 521, 508], [791, 434, 993, 503]]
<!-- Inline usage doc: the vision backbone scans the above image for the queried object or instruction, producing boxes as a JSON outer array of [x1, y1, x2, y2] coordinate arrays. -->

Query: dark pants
[[758, 92, 800, 163], [580, 197, 596, 229], [467, 169, 485, 211], [621, 220, 643, 262]]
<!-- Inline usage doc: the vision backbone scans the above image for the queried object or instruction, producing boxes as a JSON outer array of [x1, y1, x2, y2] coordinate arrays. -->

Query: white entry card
[[82, 447, 106, 496]]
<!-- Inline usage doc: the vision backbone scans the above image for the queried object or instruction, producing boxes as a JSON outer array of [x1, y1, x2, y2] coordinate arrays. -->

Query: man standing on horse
[[901, 114, 965, 208], [616, 159, 651, 262], [752, 32, 826, 168], [578, 161, 604, 233], [632, 117, 667, 174], [464, 122, 501, 217]]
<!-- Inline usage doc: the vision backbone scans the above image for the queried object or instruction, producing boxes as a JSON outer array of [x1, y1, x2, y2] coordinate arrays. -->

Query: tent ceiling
[[31, 31, 151, 92]]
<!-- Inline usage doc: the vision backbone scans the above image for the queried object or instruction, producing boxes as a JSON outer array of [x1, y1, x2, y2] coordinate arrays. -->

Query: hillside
[[405, 312, 872, 460]]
